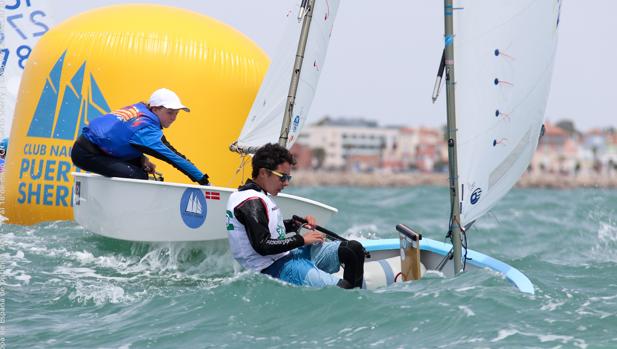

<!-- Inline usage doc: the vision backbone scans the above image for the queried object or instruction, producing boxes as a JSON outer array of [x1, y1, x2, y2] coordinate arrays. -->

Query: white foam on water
[[591, 220, 617, 262], [129, 241, 233, 276], [491, 328, 518, 342], [29, 239, 234, 287], [540, 298, 566, 312], [368, 338, 387, 347], [201, 274, 246, 290], [14, 273, 31, 284], [90, 254, 136, 271], [576, 294, 617, 319], [597, 221, 617, 242], [1, 232, 15, 239], [68, 281, 134, 306], [73, 250, 96, 263], [537, 334, 588, 349], [343, 224, 380, 240], [2, 256, 32, 286], [0, 234, 239, 304], [457, 304, 475, 317], [54, 266, 104, 279], [491, 328, 588, 348], [423, 270, 446, 278], [455, 286, 478, 292]]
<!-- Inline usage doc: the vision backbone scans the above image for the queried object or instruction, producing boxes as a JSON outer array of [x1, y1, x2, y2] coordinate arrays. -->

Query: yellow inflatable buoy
[[2, 4, 269, 224]]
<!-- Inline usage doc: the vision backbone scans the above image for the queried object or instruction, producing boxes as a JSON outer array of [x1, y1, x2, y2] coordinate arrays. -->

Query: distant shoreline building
[[294, 116, 447, 173], [293, 116, 617, 178]]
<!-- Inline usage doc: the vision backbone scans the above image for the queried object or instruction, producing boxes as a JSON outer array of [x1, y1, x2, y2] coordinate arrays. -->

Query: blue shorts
[[262, 242, 341, 287], [311, 241, 341, 274]]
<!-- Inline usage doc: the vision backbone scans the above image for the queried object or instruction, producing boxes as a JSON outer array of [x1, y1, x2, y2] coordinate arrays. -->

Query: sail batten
[[488, 129, 531, 189]]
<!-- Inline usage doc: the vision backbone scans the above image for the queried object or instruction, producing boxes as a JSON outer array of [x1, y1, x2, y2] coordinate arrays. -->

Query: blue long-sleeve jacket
[[82, 103, 205, 183]]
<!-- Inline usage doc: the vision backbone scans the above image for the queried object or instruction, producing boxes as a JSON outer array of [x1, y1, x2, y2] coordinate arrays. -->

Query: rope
[[228, 154, 250, 188], [394, 272, 402, 283], [439, 188, 470, 272]]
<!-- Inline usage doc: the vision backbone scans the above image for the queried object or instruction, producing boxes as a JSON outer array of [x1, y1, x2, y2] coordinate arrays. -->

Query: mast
[[444, 0, 463, 274], [278, 0, 315, 148]]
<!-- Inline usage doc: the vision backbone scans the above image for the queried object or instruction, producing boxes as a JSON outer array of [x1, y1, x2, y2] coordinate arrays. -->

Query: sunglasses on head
[[268, 169, 292, 183]]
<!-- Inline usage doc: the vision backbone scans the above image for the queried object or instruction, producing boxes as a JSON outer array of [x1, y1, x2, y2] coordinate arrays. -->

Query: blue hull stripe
[[361, 238, 535, 294], [377, 259, 395, 286]]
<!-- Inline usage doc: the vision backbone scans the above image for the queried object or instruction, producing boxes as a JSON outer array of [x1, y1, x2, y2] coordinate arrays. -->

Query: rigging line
[[440, 184, 456, 270], [461, 227, 469, 271], [436, 248, 453, 272], [445, 197, 468, 272], [228, 154, 250, 188], [446, 187, 456, 240], [488, 210, 503, 226]]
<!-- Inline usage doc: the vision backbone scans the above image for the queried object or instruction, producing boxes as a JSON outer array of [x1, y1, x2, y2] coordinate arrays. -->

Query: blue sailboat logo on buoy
[[27, 50, 111, 140]]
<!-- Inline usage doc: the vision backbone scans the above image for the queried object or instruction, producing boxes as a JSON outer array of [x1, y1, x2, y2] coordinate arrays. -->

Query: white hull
[[72, 172, 337, 242]]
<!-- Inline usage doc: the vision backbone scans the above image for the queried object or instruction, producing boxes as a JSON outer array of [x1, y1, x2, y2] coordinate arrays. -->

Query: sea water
[[1, 186, 616, 348]]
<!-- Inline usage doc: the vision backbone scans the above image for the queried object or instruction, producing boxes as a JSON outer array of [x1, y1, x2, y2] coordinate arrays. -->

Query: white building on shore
[[296, 117, 615, 177], [296, 117, 447, 172], [297, 117, 399, 171]]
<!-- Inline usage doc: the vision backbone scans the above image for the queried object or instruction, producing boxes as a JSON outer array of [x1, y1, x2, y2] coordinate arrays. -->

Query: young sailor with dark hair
[[71, 88, 210, 185], [226, 143, 365, 288]]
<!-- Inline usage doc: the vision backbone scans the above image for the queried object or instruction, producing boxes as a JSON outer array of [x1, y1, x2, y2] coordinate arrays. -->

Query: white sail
[[193, 195, 202, 214], [235, 0, 340, 150], [453, 0, 561, 227], [186, 192, 202, 215], [187, 193, 195, 213]]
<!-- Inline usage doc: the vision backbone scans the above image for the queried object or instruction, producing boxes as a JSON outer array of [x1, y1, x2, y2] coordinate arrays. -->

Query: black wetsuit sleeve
[[234, 198, 304, 256]]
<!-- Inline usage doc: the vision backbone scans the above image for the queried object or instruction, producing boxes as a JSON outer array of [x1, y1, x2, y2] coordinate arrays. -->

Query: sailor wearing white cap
[[71, 88, 210, 185]]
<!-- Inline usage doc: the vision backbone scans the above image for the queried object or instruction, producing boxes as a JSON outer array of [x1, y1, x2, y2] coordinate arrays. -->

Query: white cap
[[148, 88, 190, 112]]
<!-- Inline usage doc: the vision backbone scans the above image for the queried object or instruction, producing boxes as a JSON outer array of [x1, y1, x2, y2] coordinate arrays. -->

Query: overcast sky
[[18, 1, 617, 132]]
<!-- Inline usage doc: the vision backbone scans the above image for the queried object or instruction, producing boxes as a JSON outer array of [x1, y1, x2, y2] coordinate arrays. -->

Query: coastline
[[293, 170, 617, 189]]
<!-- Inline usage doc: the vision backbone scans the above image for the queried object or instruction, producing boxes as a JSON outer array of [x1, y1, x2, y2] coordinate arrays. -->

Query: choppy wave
[[2, 187, 617, 348]]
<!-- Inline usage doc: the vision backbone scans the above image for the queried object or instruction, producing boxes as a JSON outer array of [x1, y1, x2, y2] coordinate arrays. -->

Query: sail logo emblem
[[27, 50, 111, 140], [292, 115, 301, 133], [180, 188, 207, 229], [470, 188, 482, 205]]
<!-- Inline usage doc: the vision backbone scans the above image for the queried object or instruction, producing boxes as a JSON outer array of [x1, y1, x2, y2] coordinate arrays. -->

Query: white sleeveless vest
[[226, 189, 288, 271]]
